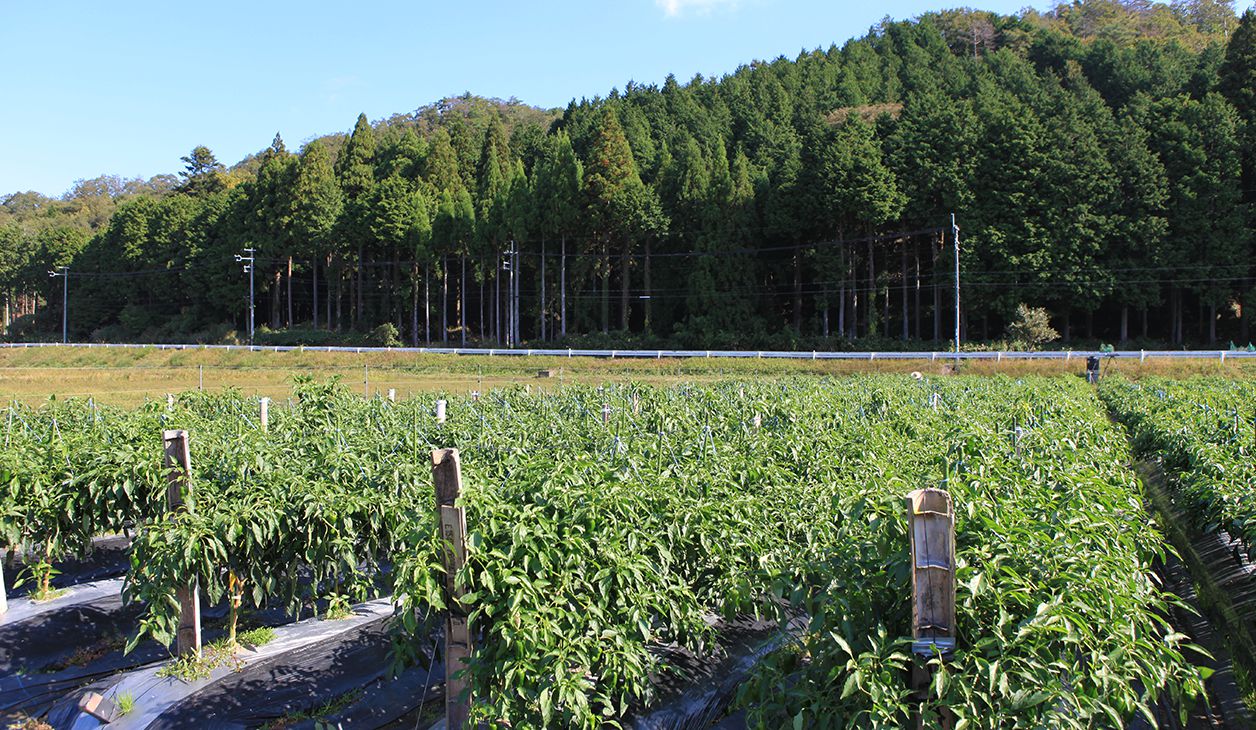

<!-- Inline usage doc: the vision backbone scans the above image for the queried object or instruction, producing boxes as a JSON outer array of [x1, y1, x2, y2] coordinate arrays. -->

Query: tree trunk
[[286, 256, 293, 328], [644, 237, 652, 332], [335, 259, 343, 331], [392, 251, 402, 332], [851, 243, 859, 339], [494, 249, 501, 344], [867, 234, 875, 338], [1119, 306, 1128, 344], [601, 238, 610, 335], [932, 237, 941, 342], [411, 262, 419, 346], [792, 251, 802, 332], [1209, 302, 1217, 345], [441, 256, 448, 344], [913, 243, 921, 340], [540, 236, 547, 341], [424, 264, 431, 344], [838, 236, 846, 337], [355, 244, 364, 329], [460, 255, 467, 347], [271, 269, 281, 329], [901, 240, 909, 341], [560, 235, 568, 338], [312, 257, 319, 329], [620, 241, 630, 332]]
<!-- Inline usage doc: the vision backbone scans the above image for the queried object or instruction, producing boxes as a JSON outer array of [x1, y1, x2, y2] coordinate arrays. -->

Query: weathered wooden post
[[259, 397, 270, 433], [163, 430, 201, 657], [432, 449, 472, 729], [907, 488, 956, 729], [435, 399, 447, 424]]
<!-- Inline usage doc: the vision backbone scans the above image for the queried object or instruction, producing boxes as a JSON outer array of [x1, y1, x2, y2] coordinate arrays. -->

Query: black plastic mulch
[[145, 617, 443, 730], [4, 535, 132, 599], [1, 596, 295, 725]]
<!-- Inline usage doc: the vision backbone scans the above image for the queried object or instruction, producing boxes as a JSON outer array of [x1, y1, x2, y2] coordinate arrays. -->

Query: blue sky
[[0, 0, 1233, 197]]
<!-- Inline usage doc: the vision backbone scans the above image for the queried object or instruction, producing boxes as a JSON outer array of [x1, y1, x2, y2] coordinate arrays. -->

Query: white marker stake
[[166, 393, 174, 411], [602, 404, 612, 425], [435, 400, 447, 424], [388, 389, 396, 403], [259, 397, 270, 433]]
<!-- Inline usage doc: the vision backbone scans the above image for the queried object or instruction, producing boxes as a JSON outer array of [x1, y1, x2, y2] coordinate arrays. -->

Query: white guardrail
[[0, 342, 1254, 362]]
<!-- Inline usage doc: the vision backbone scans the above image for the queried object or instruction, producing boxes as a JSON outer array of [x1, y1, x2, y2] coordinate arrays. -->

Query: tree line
[[2, 0, 1253, 349]]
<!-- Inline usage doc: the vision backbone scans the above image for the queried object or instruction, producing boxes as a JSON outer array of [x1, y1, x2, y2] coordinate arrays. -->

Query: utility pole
[[503, 240, 518, 348], [48, 266, 68, 343], [235, 248, 256, 345], [952, 214, 961, 369]]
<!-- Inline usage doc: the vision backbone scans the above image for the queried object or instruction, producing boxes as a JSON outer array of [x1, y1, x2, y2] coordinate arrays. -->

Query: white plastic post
[[259, 397, 270, 433], [435, 400, 447, 424], [166, 393, 174, 411], [388, 388, 396, 402]]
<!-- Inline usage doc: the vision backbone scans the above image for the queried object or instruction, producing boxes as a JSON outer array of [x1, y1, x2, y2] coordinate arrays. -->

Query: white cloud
[[656, 0, 739, 18]]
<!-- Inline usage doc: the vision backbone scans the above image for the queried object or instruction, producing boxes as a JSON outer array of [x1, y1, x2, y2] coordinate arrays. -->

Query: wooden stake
[[259, 397, 270, 433], [163, 430, 201, 657], [432, 449, 472, 729], [906, 488, 956, 729]]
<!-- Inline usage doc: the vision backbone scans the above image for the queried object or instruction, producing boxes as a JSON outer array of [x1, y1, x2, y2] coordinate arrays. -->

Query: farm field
[[0, 346, 1253, 407], [2, 374, 1240, 728]]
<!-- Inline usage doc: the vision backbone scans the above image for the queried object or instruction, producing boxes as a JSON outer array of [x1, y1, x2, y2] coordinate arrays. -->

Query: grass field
[[0, 346, 1251, 406]]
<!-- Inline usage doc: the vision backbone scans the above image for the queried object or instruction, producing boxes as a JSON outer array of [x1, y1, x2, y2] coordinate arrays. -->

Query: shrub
[[1004, 304, 1059, 350]]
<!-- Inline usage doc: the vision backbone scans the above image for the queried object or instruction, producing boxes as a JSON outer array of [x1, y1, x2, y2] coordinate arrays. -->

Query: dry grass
[[0, 347, 1250, 407]]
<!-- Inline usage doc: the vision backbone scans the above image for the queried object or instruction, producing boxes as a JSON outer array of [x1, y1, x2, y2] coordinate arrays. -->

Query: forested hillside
[[2, 0, 1253, 349]]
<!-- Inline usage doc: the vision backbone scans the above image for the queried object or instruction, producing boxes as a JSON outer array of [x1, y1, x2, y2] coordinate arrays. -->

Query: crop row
[[1, 376, 1207, 727], [1100, 377, 1256, 556]]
